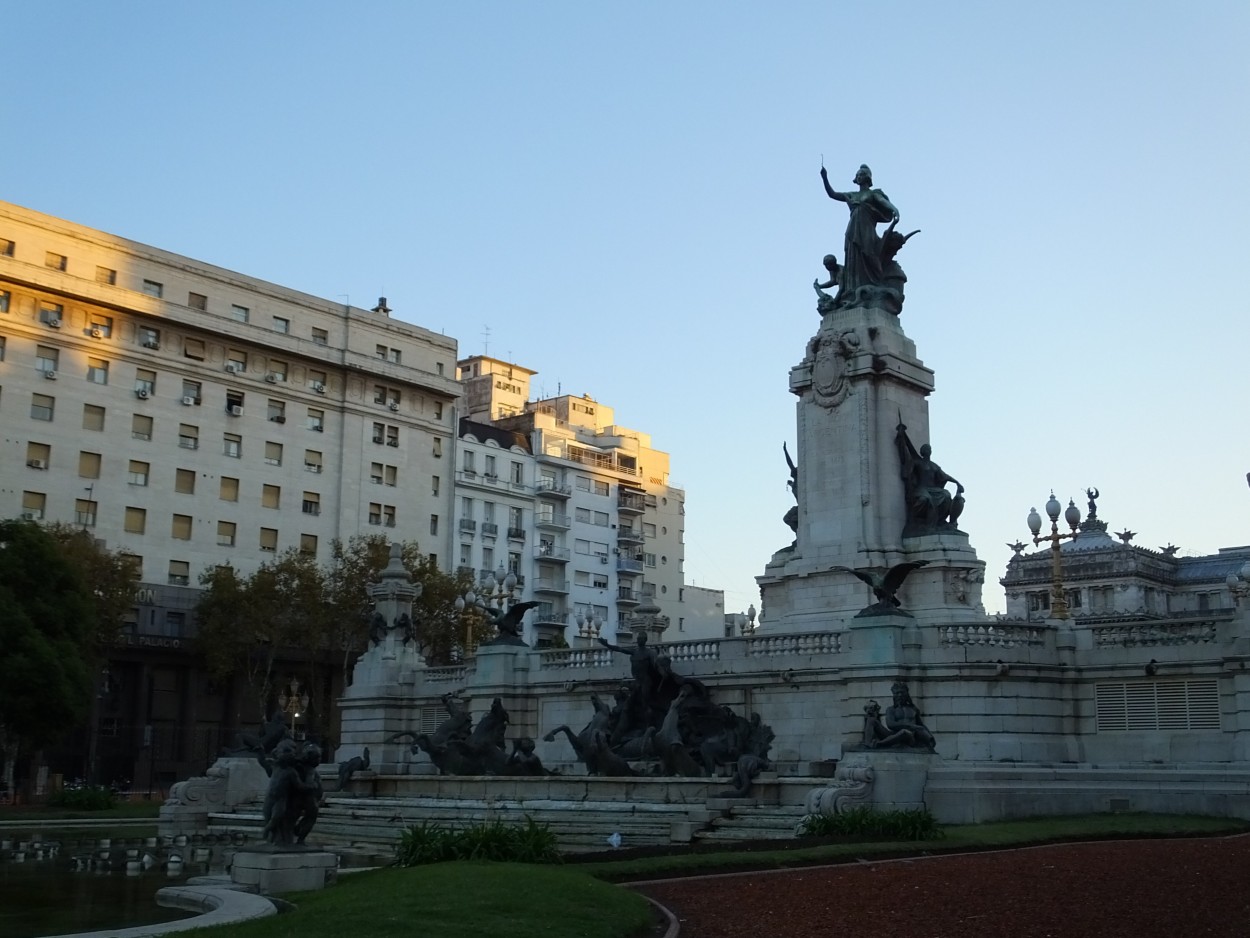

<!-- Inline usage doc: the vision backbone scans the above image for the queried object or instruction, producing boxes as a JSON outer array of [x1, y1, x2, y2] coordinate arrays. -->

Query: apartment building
[[455, 355, 687, 646], [0, 200, 460, 784]]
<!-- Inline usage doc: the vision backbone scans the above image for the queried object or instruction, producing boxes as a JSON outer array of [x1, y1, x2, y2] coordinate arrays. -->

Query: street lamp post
[[454, 567, 521, 657], [278, 677, 309, 735], [1026, 492, 1082, 620], [575, 609, 602, 643]]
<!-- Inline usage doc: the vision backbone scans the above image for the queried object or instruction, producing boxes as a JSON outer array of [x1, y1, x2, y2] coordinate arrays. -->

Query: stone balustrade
[[938, 624, 1047, 647], [746, 633, 843, 656], [666, 640, 721, 662], [537, 647, 615, 670], [1092, 620, 1219, 647], [425, 666, 468, 683]]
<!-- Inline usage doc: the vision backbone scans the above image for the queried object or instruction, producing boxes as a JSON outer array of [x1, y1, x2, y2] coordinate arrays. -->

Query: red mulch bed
[[634, 833, 1250, 937]]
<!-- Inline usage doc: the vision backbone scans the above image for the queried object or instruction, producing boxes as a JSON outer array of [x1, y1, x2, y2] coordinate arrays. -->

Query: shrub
[[798, 806, 943, 841], [47, 785, 116, 811], [395, 816, 561, 867]]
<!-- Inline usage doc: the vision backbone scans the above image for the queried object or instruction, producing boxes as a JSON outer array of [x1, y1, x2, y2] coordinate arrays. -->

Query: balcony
[[617, 556, 644, 574], [534, 607, 569, 626], [618, 491, 646, 514], [459, 519, 477, 534], [532, 577, 569, 595], [617, 526, 645, 545], [507, 527, 526, 541], [616, 587, 641, 606], [481, 522, 499, 537], [535, 544, 571, 563], [535, 478, 572, 499], [535, 512, 570, 530]]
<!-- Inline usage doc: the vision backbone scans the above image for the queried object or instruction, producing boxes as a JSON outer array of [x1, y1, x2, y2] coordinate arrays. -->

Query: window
[[230, 304, 249, 323], [268, 360, 288, 382], [220, 477, 239, 501], [593, 479, 609, 496], [434, 401, 444, 420], [217, 521, 237, 547], [373, 384, 401, 406], [128, 460, 150, 486], [86, 357, 109, 385], [79, 451, 101, 478], [175, 469, 195, 495], [88, 314, 113, 337], [592, 573, 609, 589], [83, 404, 105, 431], [39, 301, 63, 324], [0, 290, 8, 313], [260, 528, 278, 552], [0, 336, 6, 359], [168, 560, 190, 586], [178, 423, 198, 449], [135, 368, 156, 395], [430, 514, 439, 535], [462, 496, 474, 519], [262, 484, 280, 509], [226, 390, 244, 414], [375, 345, 401, 363], [432, 475, 440, 496], [257, 442, 281, 469], [45, 251, 67, 272], [482, 546, 494, 570], [92, 265, 116, 284], [182, 379, 201, 403], [141, 279, 163, 298], [26, 442, 50, 468], [459, 543, 472, 566], [369, 503, 383, 525], [371, 462, 384, 485], [273, 316, 289, 334], [463, 451, 476, 474], [308, 369, 327, 391], [124, 507, 147, 534], [432, 437, 442, 457], [483, 502, 496, 523], [36, 345, 58, 373], [644, 553, 657, 568], [386, 425, 399, 446], [383, 505, 396, 527], [30, 393, 54, 421], [74, 497, 97, 527], [268, 399, 286, 423], [300, 533, 318, 555], [184, 338, 205, 360], [171, 514, 192, 540], [188, 291, 207, 311], [384, 464, 397, 486], [512, 462, 524, 485], [311, 327, 328, 346], [483, 454, 496, 478], [307, 408, 325, 432], [304, 449, 322, 473], [508, 506, 523, 531], [226, 349, 247, 372], [0, 239, 12, 256], [21, 491, 47, 520], [576, 476, 591, 492], [643, 522, 656, 537], [302, 492, 320, 515], [132, 414, 153, 441]]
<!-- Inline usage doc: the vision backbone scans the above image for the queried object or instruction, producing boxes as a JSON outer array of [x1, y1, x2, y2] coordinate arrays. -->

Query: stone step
[[707, 814, 803, 831], [693, 827, 798, 842]]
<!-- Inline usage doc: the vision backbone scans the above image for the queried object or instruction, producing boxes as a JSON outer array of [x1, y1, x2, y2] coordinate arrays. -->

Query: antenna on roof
[[482, 325, 491, 356]]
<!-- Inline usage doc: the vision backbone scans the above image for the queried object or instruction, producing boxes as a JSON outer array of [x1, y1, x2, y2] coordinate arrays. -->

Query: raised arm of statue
[[597, 637, 627, 655], [820, 166, 848, 203]]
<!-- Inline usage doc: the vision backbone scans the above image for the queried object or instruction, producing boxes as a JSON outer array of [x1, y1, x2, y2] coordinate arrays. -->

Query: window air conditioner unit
[[181, 396, 196, 406], [229, 405, 243, 416], [135, 388, 150, 400], [372, 435, 384, 444], [311, 424, 324, 432], [271, 415, 286, 424], [265, 373, 278, 383], [47, 318, 61, 328], [43, 370, 57, 380], [312, 382, 326, 394], [27, 459, 47, 470], [388, 401, 400, 412], [385, 439, 399, 447], [90, 327, 104, 339], [143, 340, 160, 350], [600, 555, 609, 564], [20, 512, 36, 520], [225, 363, 241, 374]]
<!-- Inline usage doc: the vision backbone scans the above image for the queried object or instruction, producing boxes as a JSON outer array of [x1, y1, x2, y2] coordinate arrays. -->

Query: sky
[[5, 2, 1248, 615]]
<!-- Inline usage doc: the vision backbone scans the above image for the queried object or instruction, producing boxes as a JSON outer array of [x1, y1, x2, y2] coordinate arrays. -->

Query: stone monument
[[757, 162, 986, 631]]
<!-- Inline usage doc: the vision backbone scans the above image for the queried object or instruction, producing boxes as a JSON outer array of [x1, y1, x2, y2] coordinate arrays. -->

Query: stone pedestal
[[230, 848, 338, 894], [159, 756, 272, 837], [857, 750, 940, 810]]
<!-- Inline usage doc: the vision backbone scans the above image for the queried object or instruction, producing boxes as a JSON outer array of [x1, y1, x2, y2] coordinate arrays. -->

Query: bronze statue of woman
[[820, 163, 899, 305]]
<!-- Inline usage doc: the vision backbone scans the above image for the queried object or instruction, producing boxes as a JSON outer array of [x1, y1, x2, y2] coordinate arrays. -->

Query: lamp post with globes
[[575, 609, 603, 644], [278, 677, 309, 736], [1026, 492, 1082, 620], [453, 567, 521, 656], [740, 603, 757, 636]]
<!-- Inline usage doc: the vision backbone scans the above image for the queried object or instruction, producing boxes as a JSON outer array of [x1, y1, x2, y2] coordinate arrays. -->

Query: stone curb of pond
[[37, 884, 278, 938], [636, 894, 680, 938]]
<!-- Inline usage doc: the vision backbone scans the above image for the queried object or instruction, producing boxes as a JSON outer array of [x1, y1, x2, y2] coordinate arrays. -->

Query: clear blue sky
[[6, 2, 1248, 614]]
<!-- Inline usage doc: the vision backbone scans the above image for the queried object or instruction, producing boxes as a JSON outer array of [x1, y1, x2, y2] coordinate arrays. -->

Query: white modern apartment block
[[0, 201, 461, 634], [454, 355, 687, 646]]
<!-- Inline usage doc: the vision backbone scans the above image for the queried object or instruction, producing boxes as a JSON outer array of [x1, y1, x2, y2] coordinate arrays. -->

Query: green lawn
[[205, 863, 653, 938], [0, 802, 161, 822]]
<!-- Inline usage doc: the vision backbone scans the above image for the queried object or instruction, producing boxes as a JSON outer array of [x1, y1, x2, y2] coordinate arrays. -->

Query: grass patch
[[577, 813, 1250, 881], [798, 806, 942, 840], [396, 818, 560, 866], [0, 802, 160, 822], [200, 862, 652, 938]]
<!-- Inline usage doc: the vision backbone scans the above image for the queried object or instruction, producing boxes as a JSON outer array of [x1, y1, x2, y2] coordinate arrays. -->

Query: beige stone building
[[0, 200, 460, 785]]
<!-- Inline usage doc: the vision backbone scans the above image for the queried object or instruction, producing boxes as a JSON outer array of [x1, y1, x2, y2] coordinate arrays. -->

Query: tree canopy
[[0, 521, 98, 757]]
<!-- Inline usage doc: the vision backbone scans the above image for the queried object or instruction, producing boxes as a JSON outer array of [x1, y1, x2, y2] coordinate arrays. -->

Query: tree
[[44, 523, 141, 648], [195, 550, 330, 720], [0, 521, 97, 792]]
